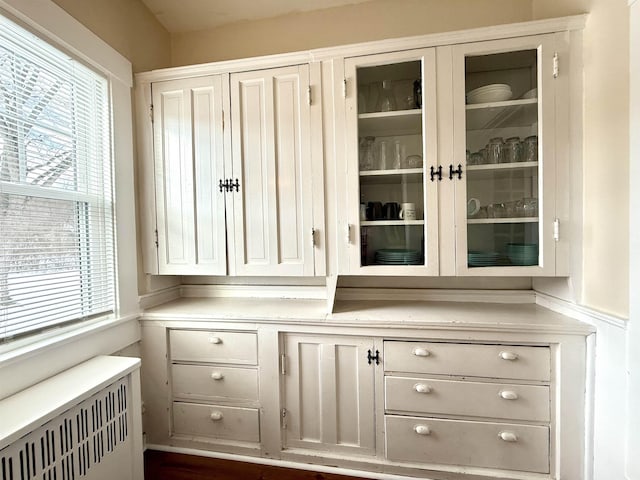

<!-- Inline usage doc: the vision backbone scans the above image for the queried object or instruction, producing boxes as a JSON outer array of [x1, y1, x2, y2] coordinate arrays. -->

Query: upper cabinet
[[142, 64, 323, 276]]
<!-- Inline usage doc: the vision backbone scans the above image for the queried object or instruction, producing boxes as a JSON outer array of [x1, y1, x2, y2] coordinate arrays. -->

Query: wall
[[51, 0, 171, 72], [171, 0, 533, 66]]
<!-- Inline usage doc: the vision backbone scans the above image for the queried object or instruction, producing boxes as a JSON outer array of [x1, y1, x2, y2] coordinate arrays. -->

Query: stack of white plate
[[375, 248, 422, 265], [466, 84, 512, 104], [506, 243, 538, 266]]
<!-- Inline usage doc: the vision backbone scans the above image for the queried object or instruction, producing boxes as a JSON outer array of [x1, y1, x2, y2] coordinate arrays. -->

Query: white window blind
[[0, 14, 115, 342]]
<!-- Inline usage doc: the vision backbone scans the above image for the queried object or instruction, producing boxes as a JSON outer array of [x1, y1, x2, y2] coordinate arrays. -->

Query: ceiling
[[140, 0, 375, 34]]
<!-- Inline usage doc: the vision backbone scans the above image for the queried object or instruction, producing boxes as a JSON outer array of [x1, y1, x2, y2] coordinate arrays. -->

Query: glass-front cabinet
[[344, 49, 439, 275], [452, 35, 558, 276]]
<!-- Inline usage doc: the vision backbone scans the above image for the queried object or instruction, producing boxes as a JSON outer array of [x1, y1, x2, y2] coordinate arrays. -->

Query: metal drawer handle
[[414, 425, 431, 436], [413, 348, 430, 357], [209, 336, 222, 344], [414, 383, 432, 394], [499, 351, 518, 361], [210, 411, 224, 421], [210, 372, 224, 380], [498, 431, 518, 442], [499, 390, 518, 400]]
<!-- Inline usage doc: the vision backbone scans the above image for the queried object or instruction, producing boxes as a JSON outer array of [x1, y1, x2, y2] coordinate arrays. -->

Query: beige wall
[[171, 0, 533, 66], [51, 0, 171, 72], [534, 0, 629, 317]]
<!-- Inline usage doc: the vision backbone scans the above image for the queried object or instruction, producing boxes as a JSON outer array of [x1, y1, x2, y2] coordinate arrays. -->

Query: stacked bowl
[[506, 243, 538, 266], [375, 248, 421, 265], [466, 84, 512, 104]]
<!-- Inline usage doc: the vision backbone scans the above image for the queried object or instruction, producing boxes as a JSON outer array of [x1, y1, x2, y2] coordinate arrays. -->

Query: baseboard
[[138, 286, 181, 310], [535, 293, 628, 329], [180, 284, 328, 299], [335, 288, 536, 304]]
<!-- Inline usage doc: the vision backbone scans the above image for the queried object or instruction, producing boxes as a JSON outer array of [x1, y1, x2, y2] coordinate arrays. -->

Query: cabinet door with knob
[[229, 65, 315, 276], [151, 75, 227, 275]]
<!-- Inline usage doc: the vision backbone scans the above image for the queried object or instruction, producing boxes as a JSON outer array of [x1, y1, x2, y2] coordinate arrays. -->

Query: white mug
[[399, 202, 416, 220]]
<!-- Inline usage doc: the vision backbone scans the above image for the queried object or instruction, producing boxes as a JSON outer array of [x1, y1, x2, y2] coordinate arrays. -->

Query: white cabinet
[[337, 33, 571, 277], [281, 334, 376, 456], [145, 65, 321, 276]]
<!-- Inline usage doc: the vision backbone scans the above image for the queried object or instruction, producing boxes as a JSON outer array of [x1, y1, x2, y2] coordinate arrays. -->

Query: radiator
[[0, 356, 143, 480]]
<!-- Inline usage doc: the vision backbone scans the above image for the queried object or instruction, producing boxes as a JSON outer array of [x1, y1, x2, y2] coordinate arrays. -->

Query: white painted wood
[[171, 364, 259, 403], [229, 65, 314, 276], [282, 334, 376, 455], [169, 330, 257, 364], [385, 376, 550, 422], [152, 75, 227, 275], [172, 402, 260, 443], [451, 35, 558, 277], [384, 341, 550, 381], [310, 61, 327, 276], [385, 415, 549, 473]]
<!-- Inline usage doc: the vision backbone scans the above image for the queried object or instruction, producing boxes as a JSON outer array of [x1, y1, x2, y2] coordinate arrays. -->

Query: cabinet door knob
[[499, 390, 518, 400], [210, 372, 224, 380], [499, 351, 518, 361], [210, 411, 224, 421], [413, 348, 430, 357], [498, 431, 518, 442], [209, 336, 222, 344], [414, 383, 431, 394], [414, 425, 431, 436]]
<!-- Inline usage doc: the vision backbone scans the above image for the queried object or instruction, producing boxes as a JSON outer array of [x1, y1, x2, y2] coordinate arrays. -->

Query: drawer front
[[172, 364, 259, 402], [385, 415, 549, 473], [170, 330, 257, 364], [385, 376, 549, 422], [172, 402, 260, 443], [384, 342, 550, 381]]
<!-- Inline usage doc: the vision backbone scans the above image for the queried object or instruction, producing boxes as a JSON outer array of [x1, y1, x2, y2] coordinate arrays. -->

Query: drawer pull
[[209, 336, 222, 344], [210, 372, 224, 380], [414, 383, 432, 394], [499, 390, 518, 400], [499, 351, 518, 361], [210, 411, 224, 421], [498, 431, 518, 442], [414, 425, 431, 436], [413, 348, 430, 357]]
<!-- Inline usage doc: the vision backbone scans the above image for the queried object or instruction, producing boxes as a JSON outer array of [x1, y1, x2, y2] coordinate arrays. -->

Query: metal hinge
[[553, 52, 559, 78], [342, 78, 347, 98], [311, 228, 316, 247], [307, 86, 312, 106], [281, 408, 287, 429], [154, 229, 159, 247], [553, 218, 560, 241], [149, 104, 154, 123], [280, 353, 287, 375]]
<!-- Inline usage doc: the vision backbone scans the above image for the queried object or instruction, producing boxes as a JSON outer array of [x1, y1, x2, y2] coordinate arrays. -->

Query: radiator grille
[[1, 378, 130, 480]]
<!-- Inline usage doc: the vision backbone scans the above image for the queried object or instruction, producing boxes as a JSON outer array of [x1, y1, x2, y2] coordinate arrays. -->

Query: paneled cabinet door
[[450, 34, 558, 276], [229, 65, 315, 276], [152, 76, 227, 275], [343, 48, 439, 275], [282, 334, 376, 456]]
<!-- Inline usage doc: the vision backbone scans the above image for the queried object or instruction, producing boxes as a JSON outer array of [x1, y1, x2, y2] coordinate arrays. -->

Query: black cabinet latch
[[367, 349, 380, 365], [430, 166, 442, 182], [230, 178, 240, 192], [219, 179, 229, 192], [449, 164, 463, 180]]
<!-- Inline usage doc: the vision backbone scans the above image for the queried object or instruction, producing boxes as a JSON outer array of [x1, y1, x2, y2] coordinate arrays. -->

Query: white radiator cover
[[0, 356, 143, 480]]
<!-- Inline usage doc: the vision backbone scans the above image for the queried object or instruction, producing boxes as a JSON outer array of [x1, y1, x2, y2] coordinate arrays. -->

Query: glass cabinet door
[[344, 49, 438, 275], [452, 35, 557, 275]]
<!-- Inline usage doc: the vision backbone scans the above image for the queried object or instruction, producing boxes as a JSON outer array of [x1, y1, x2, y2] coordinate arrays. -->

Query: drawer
[[171, 364, 259, 402], [385, 376, 549, 422], [385, 415, 549, 473], [172, 402, 260, 443], [170, 330, 257, 364], [384, 341, 550, 381]]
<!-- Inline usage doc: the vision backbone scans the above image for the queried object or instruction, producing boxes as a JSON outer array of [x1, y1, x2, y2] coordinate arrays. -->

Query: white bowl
[[521, 88, 538, 99], [466, 89, 512, 104]]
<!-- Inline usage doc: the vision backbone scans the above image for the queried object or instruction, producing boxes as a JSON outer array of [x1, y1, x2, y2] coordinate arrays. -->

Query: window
[[0, 13, 114, 342]]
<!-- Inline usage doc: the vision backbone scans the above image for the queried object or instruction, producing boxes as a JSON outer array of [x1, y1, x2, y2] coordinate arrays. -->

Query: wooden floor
[[144, 450, 368, 480]]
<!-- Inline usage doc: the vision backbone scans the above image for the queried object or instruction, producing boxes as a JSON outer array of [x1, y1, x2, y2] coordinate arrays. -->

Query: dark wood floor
[[144, 450, 368, 480]]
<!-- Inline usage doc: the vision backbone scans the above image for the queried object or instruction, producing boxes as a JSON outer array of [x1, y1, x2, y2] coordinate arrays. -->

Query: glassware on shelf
[[393, 140, 404, 169], [504, 137, 522, 163], [523, 135, 538, 162], [486, 137, 504, 164], [413, 79, 422, 109], [378, 140, 391, 170], [360, 136, 376, 171], [377, 80, 396, 112]]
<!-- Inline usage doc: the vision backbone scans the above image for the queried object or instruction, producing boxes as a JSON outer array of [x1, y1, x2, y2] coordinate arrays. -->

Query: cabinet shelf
[[467, 217, 539, 224], [466, 161, 538, 180], [361, 220, 424, 226], [466, 98, 537, 130], [360, 168, 423, 185], [358, 109, 422, 136]]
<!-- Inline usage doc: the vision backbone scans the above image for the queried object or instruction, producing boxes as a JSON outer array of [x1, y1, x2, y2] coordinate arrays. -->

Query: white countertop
[[141, 297, 594, 335]]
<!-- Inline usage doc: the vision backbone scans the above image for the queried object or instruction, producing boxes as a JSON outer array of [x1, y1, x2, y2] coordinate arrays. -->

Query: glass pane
[[356, 60, 426, 267], [464, 49, 539, 268]]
